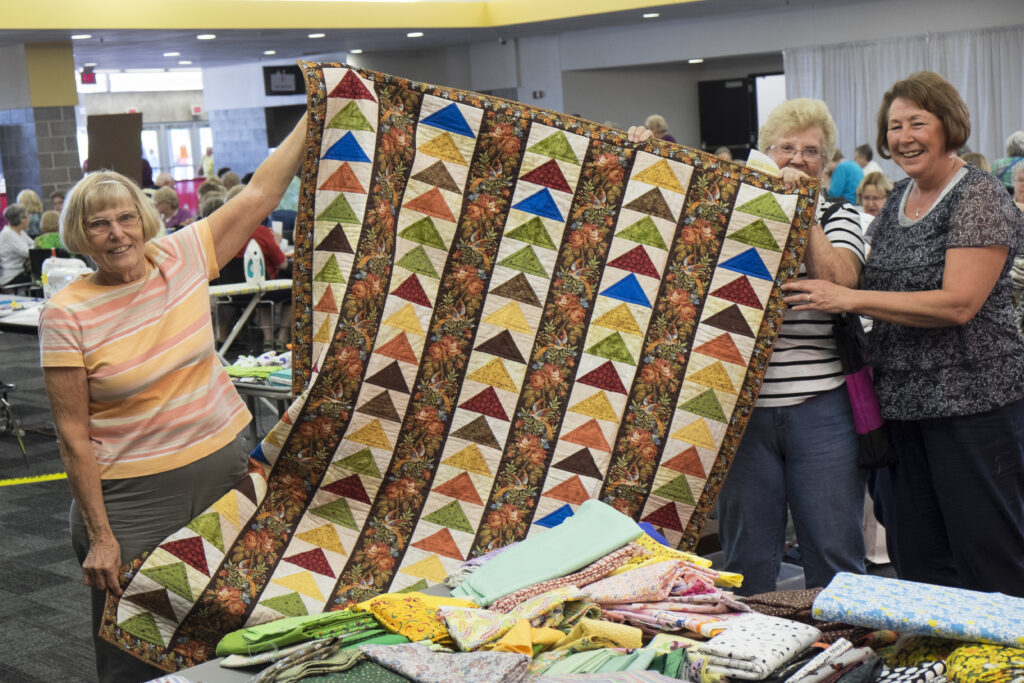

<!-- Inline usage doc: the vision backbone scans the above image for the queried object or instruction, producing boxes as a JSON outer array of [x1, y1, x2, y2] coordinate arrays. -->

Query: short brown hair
[[40, 210, 60, 234], [61, 171, 162, 255], [876, 71, 970, 160], [152, 186, 180, 211]]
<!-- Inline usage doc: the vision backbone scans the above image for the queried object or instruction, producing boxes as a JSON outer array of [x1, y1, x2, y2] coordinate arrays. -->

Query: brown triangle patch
[[375, 333, 419, 365], [475, 330, 526, 364], [450, 416, 500, 449], [433, 472, 483, 506], [238, 475, 259, 504], [694, 333, 746, 366], [544, 475, 590, 506], [662, 446, 706, 477], [124, 588, 178, 623], [491, 273, 542, 307], [623, 187, 675, 222], [356, 390, 401, 422], [316, 224, 355, 254], [318, 162, 366, 193], [561, 419, 611, 452], [553, 448, 604, 480], [411, 528, 465, 561], [366, 361, 410, 393], [704, 304, 755, 338], [404, 187, 456, 222], [411, 160, 461, 193]]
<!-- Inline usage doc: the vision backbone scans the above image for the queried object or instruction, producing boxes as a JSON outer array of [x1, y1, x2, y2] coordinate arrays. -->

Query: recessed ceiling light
[[349, 49, 363, 55], [163, 51, 180, 57], [642, 12, 660, 19], [71, 34, 92, 40], [196, 34, 216, 40], [178, 60, 192, 65], [688, 58, 704, 64], [308, 33, 326, 39], [264, 50, 277, 55], [407, 31, 424, 38], [83, 62, 97, 67]]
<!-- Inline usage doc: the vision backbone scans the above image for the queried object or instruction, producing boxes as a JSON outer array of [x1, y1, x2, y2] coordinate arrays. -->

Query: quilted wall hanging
[[100, 62, 818, 671]]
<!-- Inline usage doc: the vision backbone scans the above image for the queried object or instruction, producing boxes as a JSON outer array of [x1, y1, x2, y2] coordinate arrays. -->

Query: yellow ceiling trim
[[4, 0, 696, 30]]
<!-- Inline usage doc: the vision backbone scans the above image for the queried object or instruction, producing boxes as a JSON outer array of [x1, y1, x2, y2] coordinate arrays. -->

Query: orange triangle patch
[[432, 472, 483, 506], [318, 162, 366, 193], [375, 332, 419, 364], [543, 475, 590, 505], [561, 419, 611, 452], [661, 446, 706, 477], [404, 187, 456, 222], [314, 286, 338, 314], [694, 333, 746, 366], [411, 529, 465, 561]]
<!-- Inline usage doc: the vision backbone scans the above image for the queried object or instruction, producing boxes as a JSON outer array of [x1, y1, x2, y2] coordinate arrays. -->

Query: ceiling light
[[196, 34, 216, 40], [407, 31, 424, 38], [688, 58, 704, 64], [124, 68, 166, 73], [178, 60, 193, 65], [264, 50, 277, 55], [163, 51, 180, 57], [642, 12, 659, 18], [308, 33, 326, 39], [71, 34, 92, 40], [83, 62, 97, 67], [349, 49, 363, 54]]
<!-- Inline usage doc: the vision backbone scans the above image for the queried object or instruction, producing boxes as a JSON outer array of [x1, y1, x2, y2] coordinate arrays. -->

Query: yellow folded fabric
[[648, 632, 703, 653], [350, 592, 475, 645], [552, 617, 643, 652], [481, 619, 567, 656], [610, 535, 744, 588]]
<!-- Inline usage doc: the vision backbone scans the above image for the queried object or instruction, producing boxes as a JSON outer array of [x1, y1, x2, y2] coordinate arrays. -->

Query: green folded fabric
[[216, 610, 380, 656], [451, 500, 643, 606]]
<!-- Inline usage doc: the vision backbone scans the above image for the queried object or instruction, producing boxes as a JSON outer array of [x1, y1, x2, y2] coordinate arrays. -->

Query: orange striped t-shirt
[[39, 220, 250, 479]]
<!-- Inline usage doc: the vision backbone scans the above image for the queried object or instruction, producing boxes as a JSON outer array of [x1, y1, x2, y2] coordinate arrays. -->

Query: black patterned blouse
[[862, 164, 1024, 420]]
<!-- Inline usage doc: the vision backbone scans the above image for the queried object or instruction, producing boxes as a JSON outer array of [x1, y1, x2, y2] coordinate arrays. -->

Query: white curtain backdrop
[[785, 25, 1024, 181]]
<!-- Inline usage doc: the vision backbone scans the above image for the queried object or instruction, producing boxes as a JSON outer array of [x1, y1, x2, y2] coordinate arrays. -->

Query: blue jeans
[[717, 386, 867, 595]]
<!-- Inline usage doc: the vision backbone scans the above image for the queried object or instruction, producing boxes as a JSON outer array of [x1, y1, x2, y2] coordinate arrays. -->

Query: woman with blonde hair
[[34, 210, 63, 249], [643, 113, 677, 143], [16, 188, 44, 237]]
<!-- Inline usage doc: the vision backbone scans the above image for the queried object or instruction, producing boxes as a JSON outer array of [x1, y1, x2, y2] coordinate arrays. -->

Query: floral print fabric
[[359, 642, 530, 683], [945, 643, 1024, 682]]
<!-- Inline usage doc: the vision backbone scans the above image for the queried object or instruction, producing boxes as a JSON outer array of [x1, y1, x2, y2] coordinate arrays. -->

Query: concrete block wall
[[0, 107, 42, 197], [208, 107, 268, 178], [33, 106, 83, 199]]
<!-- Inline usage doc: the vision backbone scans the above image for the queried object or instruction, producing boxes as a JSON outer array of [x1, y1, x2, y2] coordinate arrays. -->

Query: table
[[232, 378, 293, 443], [0, 297, 44, 334], [210, 279, 292, 363]]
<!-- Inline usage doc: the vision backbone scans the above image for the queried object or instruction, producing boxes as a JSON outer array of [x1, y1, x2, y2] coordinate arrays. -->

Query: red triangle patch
[[710, 275, 763, 310], [543, 475, 590, 505], [412, 528, 465, 561], [520, 159, 572, 193], [375, 333, 419, 365], [160, 537, 210, 576], [693, 333, 746, 366], [314, 286, 338, 313], [458, 386, 509, 421], [606, 245, 661, 279], [404, 187, 456, 222], [562, 419, 611, 452], [328, 70, 377, 101], [284, 547, 336, 578], [578, 360, 628, 394], [323, 473, 371, 504], [642, 502, 684, 532], [391, 274, 432, 307], [661, 446, 706, 477], [318, 162, 366, 193], [433, 472, 483, 506]]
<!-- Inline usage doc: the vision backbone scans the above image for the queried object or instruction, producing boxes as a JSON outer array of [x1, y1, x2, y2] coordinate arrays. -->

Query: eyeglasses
[[86, 211, 141, 235], [768, 144, 824, 161]]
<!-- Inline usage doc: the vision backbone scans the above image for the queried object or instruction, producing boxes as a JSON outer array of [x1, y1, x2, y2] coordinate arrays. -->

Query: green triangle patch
[[586, 332, 636, 365], [396, 245, 440, 279], [314, 254, 347, 284], [399, 216, 447, 250], [261, 592, 309, 617], [327, 101, 375, 132], [528, 132, 580, 165], [654, 475, 696, 505], [505, 217, 557, 250], [423, 500, 474, 534], [311, 497, 358, 531], [336, 448, 382, 478], [727, 219, 781, 252], [141, 562, 193, 602], [735, 192, 789, 222], [118, 611, 165, 647], [316, 194, 361, 224], [398, 579, 430, 594], [680, 389, 728, 423], [497, 246, 548, 278], [186, 513, 224, 553], [616, 216, 667, 250]]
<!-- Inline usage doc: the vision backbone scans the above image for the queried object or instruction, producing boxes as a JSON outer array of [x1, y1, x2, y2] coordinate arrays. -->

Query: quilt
[[99, 62, 817, 671]]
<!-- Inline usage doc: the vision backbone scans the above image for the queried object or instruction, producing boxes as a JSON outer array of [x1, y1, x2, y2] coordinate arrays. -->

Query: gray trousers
[[71, 435, 248, 682]]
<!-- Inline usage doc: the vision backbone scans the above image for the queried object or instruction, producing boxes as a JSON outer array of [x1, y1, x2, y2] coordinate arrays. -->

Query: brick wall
[[0, 105, 82, 203], [208, 107, 269, 179]]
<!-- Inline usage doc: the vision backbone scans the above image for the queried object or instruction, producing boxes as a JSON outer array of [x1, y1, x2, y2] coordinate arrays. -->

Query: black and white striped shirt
[[757, 199, 866, 407]]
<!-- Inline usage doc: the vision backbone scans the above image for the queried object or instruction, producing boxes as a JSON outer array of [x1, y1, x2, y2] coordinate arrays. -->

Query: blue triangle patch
[[720, 248, 773, 281], [512, 188, 563, 221], [249, 443, 270, 465], [600, 273, 652, 308], [322, 132, 372, 163], [534, 503, 575, 528], [420, 103, 475, 138]]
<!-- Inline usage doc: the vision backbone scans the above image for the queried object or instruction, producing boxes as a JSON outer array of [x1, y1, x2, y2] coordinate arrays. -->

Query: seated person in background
[[992, 130, 1024, 192], [17, 188, 44, 238], [153, 186, 194, 229], [216, 166, 232, 178], [221, 171, 240, 190], [196, 177, 224, 203], [1013, 162, 1024, 212], [644, 114, 677, 143], [50, 189, 66, 213], [961, 151, 991, 173], [714, 146, 733, 161], [857, 171, 894, 239], [853, 143, 883, 176], [0, 203, 36, 285], [827, 150, 865, 205], [35, 210, 64, 250], [153, 172, 176, 188]]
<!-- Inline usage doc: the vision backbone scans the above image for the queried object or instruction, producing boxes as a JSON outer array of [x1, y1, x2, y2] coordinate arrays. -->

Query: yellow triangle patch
[[296, 524, 348, 556], [400, 553, 448, 583], [671, 418, 717, 449], [634, 159, 686, 194], [688, 361, 736, 393], [383, 303, 425, 336], [467, 358, 519, 393], [593, 303, 644, 335], [314, 316, 335, 343], [483, 301, 533, 335], [442, 444, 493, 476], [272, 571, 325, 601], [420, 132, 468, 166], [211, 492, 240, 529], [569, 390, 620, 422], [348, 419, 393, 450]]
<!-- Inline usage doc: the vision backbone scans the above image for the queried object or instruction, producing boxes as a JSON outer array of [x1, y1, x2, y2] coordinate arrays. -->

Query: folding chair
[[0, 380, 28, 466]]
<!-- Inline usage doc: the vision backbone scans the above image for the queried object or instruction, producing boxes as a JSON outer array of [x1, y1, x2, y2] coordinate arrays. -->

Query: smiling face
[[860, 185, 887, 216], [886, 98, 949, 180], [1014, 166, 1024, 202], [767, 126, 826, 180], [86, 200, 148, 283]]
